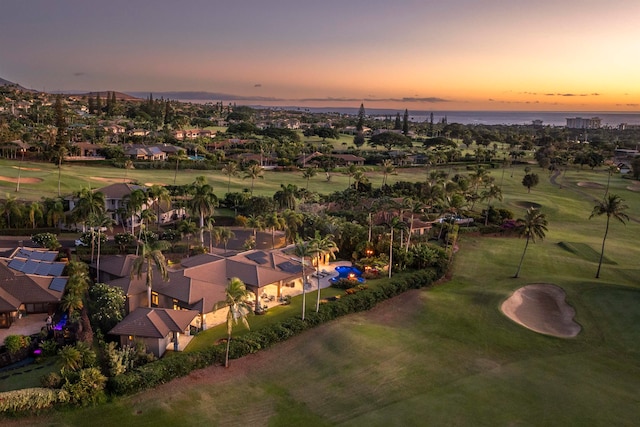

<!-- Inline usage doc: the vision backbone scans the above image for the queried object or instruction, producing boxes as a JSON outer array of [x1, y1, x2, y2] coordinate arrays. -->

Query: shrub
[[4, 334, 31, 354], [0, 388, 69, 415], [31, 232, 61, 250]]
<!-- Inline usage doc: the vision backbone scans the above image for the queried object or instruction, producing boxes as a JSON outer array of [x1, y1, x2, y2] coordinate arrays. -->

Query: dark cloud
[[73, 72, 86, 77], [254, 84, 262, 87], [544, 92, 600, 97]]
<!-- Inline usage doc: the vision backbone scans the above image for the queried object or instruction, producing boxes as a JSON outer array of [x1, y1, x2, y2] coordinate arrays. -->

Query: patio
[[0, 315, 47, 344]]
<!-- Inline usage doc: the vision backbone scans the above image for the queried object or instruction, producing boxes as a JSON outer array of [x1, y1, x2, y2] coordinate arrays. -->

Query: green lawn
[[3, 161, 640, 426]]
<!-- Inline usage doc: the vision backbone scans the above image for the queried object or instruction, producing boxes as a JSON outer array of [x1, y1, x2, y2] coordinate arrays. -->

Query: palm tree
[[131, 240, 170, 308], [123, 188, 147, 235], [243, 163, 264, 196], [513, 208, 548, 278], [293, 237, 314, 320], [345, 164, 358, 189], [381, 159, 396, 186], [222, 161, 240, 193], [352, 169, 369, 191], [204, 217, 216, 253], [264, 212, 285, 249], [386, 216, 406, 279], [302, 167, 317, 190], [274, 183, 298, 211], [43, 197, 65, 228], [481, 184, 503, 226], [172, 149, 188, 185], [311, 232, 338, 312], [405, 199, 426, 250], [188, 182, 218, 244], [246, 214, 263, 240], [89, 212, 115, 283], [0, 194, 22, 228], [71, 187, 105, 232], [177, 219, 198, 257], [212, 226, 235, 251], [589, 194, 629, 279], [282, 209, 303, 244], [147, 184, 171, 230], [213, 277, 252, 368], [28, 201, 43, 229]]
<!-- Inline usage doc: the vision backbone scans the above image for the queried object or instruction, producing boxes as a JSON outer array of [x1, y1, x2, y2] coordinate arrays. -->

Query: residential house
[[101, 248, 312, 330], [125, 145, 167, 161], [0, 248, 67, 328], [297, 152, 365, 167], [108, 307, 198, 357]]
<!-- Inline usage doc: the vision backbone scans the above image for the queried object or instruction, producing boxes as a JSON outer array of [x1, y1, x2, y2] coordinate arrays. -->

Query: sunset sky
[[1, 0, 639, 111]]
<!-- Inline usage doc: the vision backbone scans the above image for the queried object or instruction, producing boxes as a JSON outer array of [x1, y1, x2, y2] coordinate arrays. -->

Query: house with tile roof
[[101, 248, 312, 331], [108, 307, 198, 357], [0, 248, 67, 328]]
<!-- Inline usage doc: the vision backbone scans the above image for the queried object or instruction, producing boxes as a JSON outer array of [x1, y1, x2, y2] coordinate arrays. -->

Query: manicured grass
[[0, 358, 58, 392], [4, 162, 640, 425]]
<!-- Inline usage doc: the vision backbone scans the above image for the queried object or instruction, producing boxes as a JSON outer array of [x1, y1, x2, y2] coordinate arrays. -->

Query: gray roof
[[109, 307, 198, 339]]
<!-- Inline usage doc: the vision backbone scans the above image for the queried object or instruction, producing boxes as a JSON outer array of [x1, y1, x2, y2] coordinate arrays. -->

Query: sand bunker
[[501, 284, 581, 338], [0, 176, 43, 184], [577, 181, 604, 189], [91, 177, 134, 184], [11, 166, 41, 171], [626, 185, 640, 192], [514, 201, 542, 209]]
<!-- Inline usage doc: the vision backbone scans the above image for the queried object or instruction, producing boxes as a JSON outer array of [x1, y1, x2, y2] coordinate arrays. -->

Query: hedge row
[[107, 267, 443, 397], [0, 388, 69, 415]]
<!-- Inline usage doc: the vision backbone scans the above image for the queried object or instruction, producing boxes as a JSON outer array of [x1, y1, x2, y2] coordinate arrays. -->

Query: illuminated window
[[151, 292, 159, 307], [173, 299, 180, 310]]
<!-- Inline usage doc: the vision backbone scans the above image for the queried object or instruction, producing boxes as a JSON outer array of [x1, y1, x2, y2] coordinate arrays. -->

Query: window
[[151, 292, 159, 307], [173, 299, 180, 310]]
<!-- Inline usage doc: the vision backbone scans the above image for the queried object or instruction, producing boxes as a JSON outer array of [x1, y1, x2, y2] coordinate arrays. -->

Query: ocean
[[281, 107, 640, 127]]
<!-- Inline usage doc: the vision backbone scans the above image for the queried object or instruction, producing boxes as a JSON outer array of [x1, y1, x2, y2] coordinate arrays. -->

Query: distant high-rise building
[[566, 117, 601, 129]]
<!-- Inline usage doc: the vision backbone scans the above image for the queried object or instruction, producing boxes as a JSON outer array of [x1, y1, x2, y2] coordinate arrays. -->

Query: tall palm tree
[[28, 201, 44, 229], [43, 197, 65, 228], [405, 199, 426, 250], [381, 159, 396, 186], [131, 240, 170, 307], [188, 182, 218, 244], [71, 187, 105, 232], [311, 232, 338, 312], [213, 277, 252, 368], [386, 216, 406, 279], [589, 194, 629, 279], [481, 184, 503, 226], [0, 194, 22, 228], [177, 219, 198, 257], [211, 226, 233, 249], [243, 163, 264, 196], [293, 237, 314, 321], [352, 169, 369, 191], [274, 183, 298, 211], [123, 188, 147, 235], [264, 212, 285, 249], [246, 214, 263, 240], [89, 212, 114, 283], [345, 164, 358, 189], [302, 167, 317, 190], [282, 209, 303, 244], [172, 149, 188, 185], [513, 208, 548, 278], [204, 217, 216, 253], [147, 185, 171, 230], [222, 161, 240, 194]]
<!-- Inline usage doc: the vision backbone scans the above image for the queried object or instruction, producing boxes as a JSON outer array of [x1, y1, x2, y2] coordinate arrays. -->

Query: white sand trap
[[501, 284, 581, 338]]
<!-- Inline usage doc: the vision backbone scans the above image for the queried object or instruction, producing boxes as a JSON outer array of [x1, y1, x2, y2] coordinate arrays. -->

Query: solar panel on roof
[[8, 259, 25, 272], [49, 263, 66, 277], [35, 262, 52, 276], [246, 251, 268, 264], [277, 261, 302, 274], [22, 260, 39, 274], [49, 277, 67, 292]]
